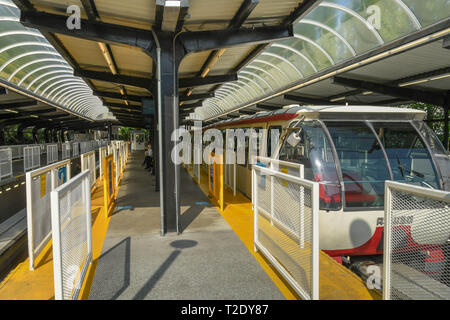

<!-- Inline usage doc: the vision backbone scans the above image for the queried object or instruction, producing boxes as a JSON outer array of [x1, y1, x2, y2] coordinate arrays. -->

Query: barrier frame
[[46, 144, 58, 165], [383, 180, 450, 300], [81, 151, 96, 189], [0, 148, 13, 181], [103, 154, 116, 217], [23, 146, 41, 172], [26, 159, 71, 270], [208, 153, 224, 212], [51, 170, 92, 300], [252, 165, 319, 300]]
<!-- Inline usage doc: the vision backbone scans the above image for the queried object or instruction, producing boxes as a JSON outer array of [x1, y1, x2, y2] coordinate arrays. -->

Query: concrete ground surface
[[88, 151, 284, 300]]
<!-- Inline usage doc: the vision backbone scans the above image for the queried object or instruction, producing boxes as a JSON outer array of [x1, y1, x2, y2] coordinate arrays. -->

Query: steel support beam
[[284, 94, 339, 105], [93, 91, 148, 103], [74, 69, 152, 89], [152, 33, 184, 234], [332, 77, 447, 106], [180, 93, 214, 102], [281, 0, 318, 26], [179, 74, 238, 88], [0, 101, 38, 109], [445, 105, 449, 150], [179, 25, 293, 54], [20, 10, 154, 51]]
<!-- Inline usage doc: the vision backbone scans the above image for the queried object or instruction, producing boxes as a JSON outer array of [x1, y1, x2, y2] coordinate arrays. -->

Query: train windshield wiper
[[396, 155, 425, 179]]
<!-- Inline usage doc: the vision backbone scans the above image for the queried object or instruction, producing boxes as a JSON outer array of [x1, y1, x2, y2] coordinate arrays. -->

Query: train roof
[[206, 105, 426, 129]]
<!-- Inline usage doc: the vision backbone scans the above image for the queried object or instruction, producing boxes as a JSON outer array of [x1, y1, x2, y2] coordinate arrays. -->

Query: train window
[[279, 121, 341, 211], [249, 127, 263, 168], [413, 121, 450, 191], [267, 126, 281, 158], [237, 128, 250, 167], [325, 122, 391, 208], [372, 122, 440, 190]]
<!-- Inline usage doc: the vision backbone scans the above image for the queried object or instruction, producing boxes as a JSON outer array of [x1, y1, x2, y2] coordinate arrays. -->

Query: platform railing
[[253, 164, 319, 300], [23, 146, 41, 172], [99, 147, 107, 178], [61, 142, 71, 160], [26, 159, 71, 270], [51, 170, 92, 300], [81, 151, 96, 189], [0, 148, 13, 181], [72, 142, 80, 157], [47, 144, 58, 165], [383, 181, 450, 300], [255, 156, 304, 177], [102, 154, 116, 217]]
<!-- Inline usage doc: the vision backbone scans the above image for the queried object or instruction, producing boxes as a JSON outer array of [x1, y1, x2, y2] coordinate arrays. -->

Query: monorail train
[[201, 105, 450, 259]]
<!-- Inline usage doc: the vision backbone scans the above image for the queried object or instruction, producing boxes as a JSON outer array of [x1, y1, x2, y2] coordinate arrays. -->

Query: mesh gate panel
[[386, 189, 450, 300], [31, 171, 53, 251], [47, 145, 58, 165], [57, 178, 89, 300], [0, 148, 12, 180], [255, 170, 314, 299]]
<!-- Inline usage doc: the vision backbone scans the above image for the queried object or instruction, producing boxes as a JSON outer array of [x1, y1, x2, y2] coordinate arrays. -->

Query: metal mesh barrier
[[99, 147, 107, 177], [81, 151, 96, 189], [26, 160, 71, 270], [24, 146, 41, 172], [47, 144, 58, 165], [72, 143, 80, 157], [51, 170, 92, 300], [62, 143, 71, 160], [384, 181, 450, 300], [0, 148, 12, 181], [253, 165, 319, 300]]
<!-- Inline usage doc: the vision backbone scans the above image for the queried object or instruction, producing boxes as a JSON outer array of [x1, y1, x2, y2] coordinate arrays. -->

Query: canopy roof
[[196, 0, 450, 121], [0, 0, 113, 121]]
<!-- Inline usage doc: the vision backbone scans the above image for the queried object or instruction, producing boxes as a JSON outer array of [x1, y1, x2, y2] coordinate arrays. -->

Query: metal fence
[[26, 159, 71, 270], [51, 170, 92, 300], [47, 144, 58, 165], [81, 151, 96, 189], [253, 164, 319, 300], [99, 147, 107, 178], [23, 146, 41, 172], [255, 156, 304, 178], [61, 143, 71, 160], [383, 181, 450, 300], [0, 148, 13, 181], [72, 142, 80, 157]]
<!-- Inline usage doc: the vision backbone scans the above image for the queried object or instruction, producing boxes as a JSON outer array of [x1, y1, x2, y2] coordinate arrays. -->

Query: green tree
[[402, 103, 449, 149]]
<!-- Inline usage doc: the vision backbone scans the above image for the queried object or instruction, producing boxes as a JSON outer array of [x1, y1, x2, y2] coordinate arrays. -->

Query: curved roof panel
[[195, 0, 450, 120], [0, 0, 113, 120]]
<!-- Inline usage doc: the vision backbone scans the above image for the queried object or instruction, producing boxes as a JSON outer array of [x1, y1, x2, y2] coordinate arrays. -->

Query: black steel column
[[108, 123, 112, 142], [44, 128, 50, 143], [151, 33, 183, 234], [32, 126, 39, 144], [444, 106, 449, 150]]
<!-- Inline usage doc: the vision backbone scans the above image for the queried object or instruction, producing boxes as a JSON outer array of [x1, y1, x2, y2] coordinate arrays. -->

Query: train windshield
[[413, 121, 450, 191], [279, 120, 445, 211], [278, 120, 342, 211], [325, 122, 391, 208], [371, 122, 440, 189]]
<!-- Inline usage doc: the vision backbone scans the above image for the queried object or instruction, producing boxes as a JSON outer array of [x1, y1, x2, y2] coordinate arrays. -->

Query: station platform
[[0, 151, 382, 300], [88, 152, 284, 300]]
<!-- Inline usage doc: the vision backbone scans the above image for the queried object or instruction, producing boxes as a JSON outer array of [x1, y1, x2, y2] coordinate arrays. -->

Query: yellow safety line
[[184, 165, 381, 300], [0, 156, 130, 300]]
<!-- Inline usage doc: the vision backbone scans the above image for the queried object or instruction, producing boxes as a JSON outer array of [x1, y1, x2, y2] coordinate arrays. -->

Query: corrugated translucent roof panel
[[195, 0, 450, 120], [0, 0, 113, 120]]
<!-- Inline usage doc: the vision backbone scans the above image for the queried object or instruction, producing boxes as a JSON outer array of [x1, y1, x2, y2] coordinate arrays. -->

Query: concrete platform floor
[[88, 152, 284, 300]]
